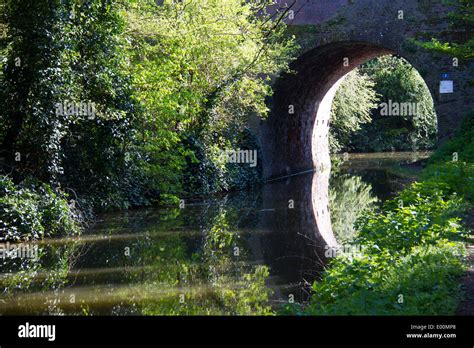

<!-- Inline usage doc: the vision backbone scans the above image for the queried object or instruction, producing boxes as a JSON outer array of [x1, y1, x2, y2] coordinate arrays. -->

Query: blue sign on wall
[[441, 73, 450, 79]]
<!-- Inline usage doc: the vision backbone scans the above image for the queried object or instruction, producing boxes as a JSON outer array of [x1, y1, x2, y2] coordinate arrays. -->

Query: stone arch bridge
[[257, 0, 474, 180]]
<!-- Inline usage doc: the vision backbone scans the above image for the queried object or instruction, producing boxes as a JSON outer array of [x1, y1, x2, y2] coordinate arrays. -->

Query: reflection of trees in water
[[0, 241, 84, 315], [127, 201, 272, 315], [0, 199, 272, 315], [0, 174, 381, 315], [329, 174, 378, 243]]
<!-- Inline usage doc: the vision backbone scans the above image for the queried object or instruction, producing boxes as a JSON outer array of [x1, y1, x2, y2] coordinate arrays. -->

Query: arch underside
[[260, 41, 393, 180]]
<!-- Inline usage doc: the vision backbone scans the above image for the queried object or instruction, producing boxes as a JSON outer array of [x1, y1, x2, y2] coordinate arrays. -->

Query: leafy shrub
[[300, 183, 469, 315], [0, 175, 81, 241], [183, 128, 261, 197], [305, 241, 466, 315], [422, 162, 474, 201], [364, 182, 467, 251]]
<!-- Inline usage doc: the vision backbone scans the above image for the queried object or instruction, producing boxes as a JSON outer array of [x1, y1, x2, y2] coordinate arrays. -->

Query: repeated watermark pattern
[[379, 100, 421, 117], [218, 148, 258, 168], [55, 101, 96, 119], [0, 242, 39, 260]]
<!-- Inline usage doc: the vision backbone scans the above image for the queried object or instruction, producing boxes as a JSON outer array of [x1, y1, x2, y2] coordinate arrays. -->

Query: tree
[[0, 0, 76, 182], [0, 0, 139, 209], [58, 0, 139, 209], [330, 55, 437, 153], [0, 0, 297, 208], [126, 0, 296, 197]]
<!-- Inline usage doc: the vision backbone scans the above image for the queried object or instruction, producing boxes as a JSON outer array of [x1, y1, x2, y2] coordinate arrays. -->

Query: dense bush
[[0, 175, 81, 241], [303, 240, 466, 315], [182, 128, 261, 196], [428, 113, 474, 164]]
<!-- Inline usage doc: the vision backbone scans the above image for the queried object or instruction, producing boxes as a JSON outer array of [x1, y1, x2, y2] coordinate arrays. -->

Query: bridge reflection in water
[[256, 165, 338, 302]]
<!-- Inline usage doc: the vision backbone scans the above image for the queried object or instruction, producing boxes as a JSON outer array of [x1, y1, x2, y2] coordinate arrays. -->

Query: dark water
[[0, 152, 430, 315]]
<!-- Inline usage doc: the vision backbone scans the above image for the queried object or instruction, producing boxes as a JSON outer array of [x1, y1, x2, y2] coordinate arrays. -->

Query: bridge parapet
[[267, 0, 348, 25]]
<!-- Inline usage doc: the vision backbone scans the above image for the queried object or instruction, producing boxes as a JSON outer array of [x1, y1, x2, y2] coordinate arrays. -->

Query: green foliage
[[423, 113, 474, 200], [183, 128, 262, 195], [428, 112, 474, 164], [0, 175, 81, 241], [0, 0, 141, 210], [418, 0, 474, 61], [300, 181, 469, 315], [423, 162, 474, 200], [304, 240, 466, 315], [0, 0, 295, 209], [355, 56, 437, 152], [0, 0, 78, 181], [126, 0, 295, 198], [357, 189, 467, 254], [58, 0, 142, 210]]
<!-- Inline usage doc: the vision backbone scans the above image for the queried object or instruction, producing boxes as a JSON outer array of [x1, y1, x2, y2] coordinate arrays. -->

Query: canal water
[[0, 152, 430, 315]]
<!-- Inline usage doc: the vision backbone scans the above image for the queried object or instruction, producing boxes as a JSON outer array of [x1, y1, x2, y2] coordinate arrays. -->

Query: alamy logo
[[325, 244, 366, 258], [379, 100, 421, 117], [55, 100, 96, 119], [18, 322, 56, 341], [0, 242, 38, 260], [218, 148, 257, 168]]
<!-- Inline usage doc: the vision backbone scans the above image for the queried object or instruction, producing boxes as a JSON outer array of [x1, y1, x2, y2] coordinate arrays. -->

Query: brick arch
[[261, 41, 394, 179], [258, 0, 474, 179]]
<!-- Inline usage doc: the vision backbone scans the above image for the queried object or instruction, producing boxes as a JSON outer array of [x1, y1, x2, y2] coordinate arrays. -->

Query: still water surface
[[0, 152, 430, 315]]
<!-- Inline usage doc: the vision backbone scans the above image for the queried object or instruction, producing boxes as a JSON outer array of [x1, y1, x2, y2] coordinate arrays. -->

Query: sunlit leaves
[[329, 69, 378, 153], [125, 0, 296, 198]]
